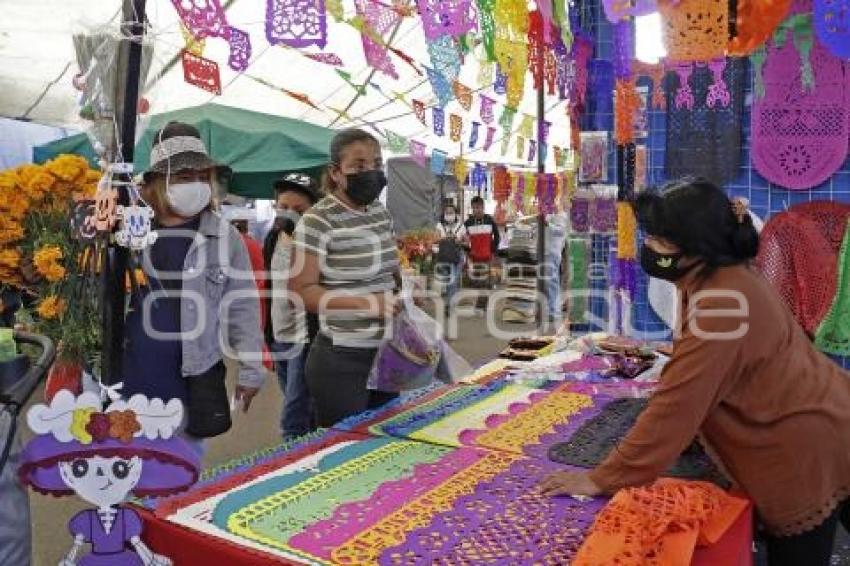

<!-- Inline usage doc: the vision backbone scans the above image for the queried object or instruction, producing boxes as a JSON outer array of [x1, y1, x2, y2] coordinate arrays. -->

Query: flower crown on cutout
[[27, 389, 183, 445]]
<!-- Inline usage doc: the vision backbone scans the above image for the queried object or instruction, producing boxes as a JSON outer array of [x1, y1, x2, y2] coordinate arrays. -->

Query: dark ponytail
[[633, 177, 760, 277]]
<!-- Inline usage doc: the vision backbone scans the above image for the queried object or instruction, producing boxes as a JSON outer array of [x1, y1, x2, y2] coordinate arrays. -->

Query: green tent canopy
[[32, 103, 335, 198]]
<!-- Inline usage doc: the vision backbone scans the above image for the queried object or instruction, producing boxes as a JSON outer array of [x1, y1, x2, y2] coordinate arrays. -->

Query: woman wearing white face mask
[[434, 202, 468, 313], [122, 122, 265, 448]]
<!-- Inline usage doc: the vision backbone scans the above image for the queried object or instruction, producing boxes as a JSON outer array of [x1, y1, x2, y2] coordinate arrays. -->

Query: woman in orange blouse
[[541, 179, 850, 566]]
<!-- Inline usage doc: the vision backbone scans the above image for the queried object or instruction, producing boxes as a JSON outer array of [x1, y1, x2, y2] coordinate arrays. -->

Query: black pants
[[305, 333, 398, 427], [765, 499, 850, 566]]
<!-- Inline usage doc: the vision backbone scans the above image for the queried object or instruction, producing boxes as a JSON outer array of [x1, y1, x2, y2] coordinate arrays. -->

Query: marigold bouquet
[[397, 228, 439, 275], [0, 154, 101, 364]]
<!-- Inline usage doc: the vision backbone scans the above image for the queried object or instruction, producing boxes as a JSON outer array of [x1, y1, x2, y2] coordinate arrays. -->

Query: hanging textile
[[416, 0, 477, 40], [412, 99, 427, 125], [613, 20, 634, 79], [453, 81, 474, 110], [409, 140, 428, 167], [386, 131, 407, 153], [615, 79, 641, 146], [454, 158, 469, 184], [181, 51, 222, 95], [432, 107, 446, 137], [355, 0, 400, 79], [666, 58, 746, 186], [266, 0, 328, 48], [752, 15, 850, 190], [728, 0, 793, 55], [480, 94, 496, 124], [476, 0, 497, 61], [579, 132, 609, 183], [815, 0, 850, 59], [494, 39, 528, 107], [603, 0, 658, 22], [450, 114, 463, 142], [571, 191, 591, 234], [226, 27, 252, 71], [427, 67, 454, 108], [469, 121, 482, 148], [431, 149, 448, 174], [815, 219, 850, 354], [484, 126, 497, 151], [659, 0, 729, 62]]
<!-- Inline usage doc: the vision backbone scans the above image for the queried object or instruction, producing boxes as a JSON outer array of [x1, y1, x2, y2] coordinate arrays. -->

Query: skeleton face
[[95, 188, 118, 232], [59, 455, 142, 508], [125, 206, 153, 238]]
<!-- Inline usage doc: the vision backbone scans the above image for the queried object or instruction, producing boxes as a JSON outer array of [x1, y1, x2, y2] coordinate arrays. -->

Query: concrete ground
[[26, 309, 546, 566]]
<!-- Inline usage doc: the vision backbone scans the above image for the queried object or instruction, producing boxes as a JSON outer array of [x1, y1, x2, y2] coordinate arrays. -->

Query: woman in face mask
[[122, 122, 265, 450], [289, 128, 402, 426], [539, 178, 850, 566], [434, 202, 468, 314]]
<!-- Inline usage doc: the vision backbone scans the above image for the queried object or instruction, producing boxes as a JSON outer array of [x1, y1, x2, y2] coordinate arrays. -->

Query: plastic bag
[[368, 280, 471, 392]]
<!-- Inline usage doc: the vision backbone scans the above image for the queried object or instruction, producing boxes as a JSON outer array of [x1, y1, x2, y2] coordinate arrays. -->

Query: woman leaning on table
[[540, 178, 850, 566]]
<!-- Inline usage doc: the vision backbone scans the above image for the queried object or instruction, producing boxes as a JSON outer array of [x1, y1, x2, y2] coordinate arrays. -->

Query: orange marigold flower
[[36, 296, 66, 320], [46, 155, 88, 182], [0, 249, 22, 269]]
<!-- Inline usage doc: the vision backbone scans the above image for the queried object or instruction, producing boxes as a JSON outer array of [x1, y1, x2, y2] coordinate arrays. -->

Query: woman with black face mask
[[540, 178, 850, 566], [289, 129, 401, 426]]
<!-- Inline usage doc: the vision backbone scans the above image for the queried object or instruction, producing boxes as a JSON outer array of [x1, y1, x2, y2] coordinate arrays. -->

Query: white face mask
[[444, 214, 457, 223], [167, 181, 211, 218]]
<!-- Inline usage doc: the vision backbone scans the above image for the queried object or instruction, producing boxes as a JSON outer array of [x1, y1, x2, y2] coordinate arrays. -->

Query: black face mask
[[345, 170, 386, 206], [640, 244, 690, 282]]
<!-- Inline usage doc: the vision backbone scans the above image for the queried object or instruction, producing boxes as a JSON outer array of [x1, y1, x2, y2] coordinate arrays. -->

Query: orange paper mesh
[[615, 79, 641, 145], [660, 0, 729, 62], [573, 479, 749, 566], [728, 0, 793, 55], [617, 202, 637, 259]]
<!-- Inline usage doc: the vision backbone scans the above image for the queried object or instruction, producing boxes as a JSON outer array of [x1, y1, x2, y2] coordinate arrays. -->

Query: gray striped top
[[292, 195, 399, 347]]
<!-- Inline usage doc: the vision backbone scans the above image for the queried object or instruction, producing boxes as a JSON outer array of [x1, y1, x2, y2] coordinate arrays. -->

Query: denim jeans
[[435, 263, 461, 308], [271, 341, 314, 438]]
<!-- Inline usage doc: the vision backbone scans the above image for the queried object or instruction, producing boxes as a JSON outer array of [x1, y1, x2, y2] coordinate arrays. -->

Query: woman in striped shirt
[[289, 129, 401, 426]]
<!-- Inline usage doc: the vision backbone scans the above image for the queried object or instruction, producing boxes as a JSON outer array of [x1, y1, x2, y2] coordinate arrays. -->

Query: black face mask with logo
[[639, 244, 691, 282], [345, 170, 387, 206]]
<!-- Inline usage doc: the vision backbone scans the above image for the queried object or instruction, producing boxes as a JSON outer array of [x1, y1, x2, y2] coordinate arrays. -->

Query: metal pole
[[535, 59, 547, 327], [102, 0, 146, 385]]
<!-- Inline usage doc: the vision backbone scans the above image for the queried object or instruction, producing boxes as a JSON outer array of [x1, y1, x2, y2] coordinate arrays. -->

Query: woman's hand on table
[[539, 470, 603, 498]]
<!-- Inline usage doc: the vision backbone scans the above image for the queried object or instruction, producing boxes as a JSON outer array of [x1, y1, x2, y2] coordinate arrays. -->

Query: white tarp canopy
[[0, 0, 574, 168]]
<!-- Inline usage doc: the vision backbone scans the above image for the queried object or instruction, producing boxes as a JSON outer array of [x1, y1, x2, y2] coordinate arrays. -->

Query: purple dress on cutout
[[68, 507, 143, 565]]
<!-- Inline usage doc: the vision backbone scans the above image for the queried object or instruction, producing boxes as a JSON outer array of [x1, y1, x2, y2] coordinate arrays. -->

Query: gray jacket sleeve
[[223, 227, 266, 389]]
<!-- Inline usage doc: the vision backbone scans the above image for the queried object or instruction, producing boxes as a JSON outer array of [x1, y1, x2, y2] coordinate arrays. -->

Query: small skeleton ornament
[[115, 205, 158, 250], [18, 391, 200, 566]]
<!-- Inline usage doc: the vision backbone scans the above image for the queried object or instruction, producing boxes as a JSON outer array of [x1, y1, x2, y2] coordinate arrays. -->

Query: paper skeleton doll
[[115, 205, 158, 250], [18, 391, 199, 566]]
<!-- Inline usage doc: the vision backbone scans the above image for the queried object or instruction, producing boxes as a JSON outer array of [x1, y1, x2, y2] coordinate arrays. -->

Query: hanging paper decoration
[[501, 137, 511, 156], [477, 60, 495, 89], [416, 0, 477, 40], [553, 146, 563, 166], [590, 60, 616, 131], [617, 143, 637, 200], [493, 0, 529, 41], [815, 0, 850, 59], [579, 131, 609, 183], [181, 51, 222, 95], [660, 0, 729, 62], [541, 173, 557, 214], [551, 33, 570, 99], [493, 166, 511, 201], [476, 0, 497, 60], [386, 130, 408, 153], [426, 67, 453, 107], [453, 81, 473, 110], [335, 69, 367, 94], [729, 0, 792, 55], [753, 21, 849, 190], [409, 139, 428, 167], [613, 20, 634, 79], [226, 26, 252, 71], [428, 36, 462, 84], [513, 174, 526, 214], [303, 52, 343, 66], [432, 107, 446, 137], [412, 99, 427, 125], [667, 58, 746, 186], [431, 149, 448, 174], [494, 39, 528, 107], [528, 11, 547, 90], [326, 0, 344, 20], [479, 95, 496, 124], [635, 145, 648, 191], [180, 25, 206, 56], [469, 121, 481, 148], [523, 172, 537, 206], [603, 0, 657, 22], [170, 0, 229, 39], [516, 136, 525, 160], [494, 65, 508, 94], [528, 139, 537, 162], [617, 202, 638, 259], [615, 79, 640, 145], [450, 114, 463, 142], [519, 114, 534, 139], [281, 88, 320, 109], [484, 126, 497, 151], [266, 0, 328, 48], [540, 120, 552, 145], [540, 142, 548, 164], [471, 162, 488, 191], [634, 62, 667, 111], [567, 35, 593, 112], [355, 0, 400, 79], [454, 157, 469, 184]]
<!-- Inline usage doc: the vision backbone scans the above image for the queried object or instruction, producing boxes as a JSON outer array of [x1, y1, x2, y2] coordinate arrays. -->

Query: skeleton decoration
[[115, 205, 158, 251], [18, 391, 200, 566]]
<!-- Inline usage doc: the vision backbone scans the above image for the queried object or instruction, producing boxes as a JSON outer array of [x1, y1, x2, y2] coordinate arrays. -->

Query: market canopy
[[33, 103, 336, 197]]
